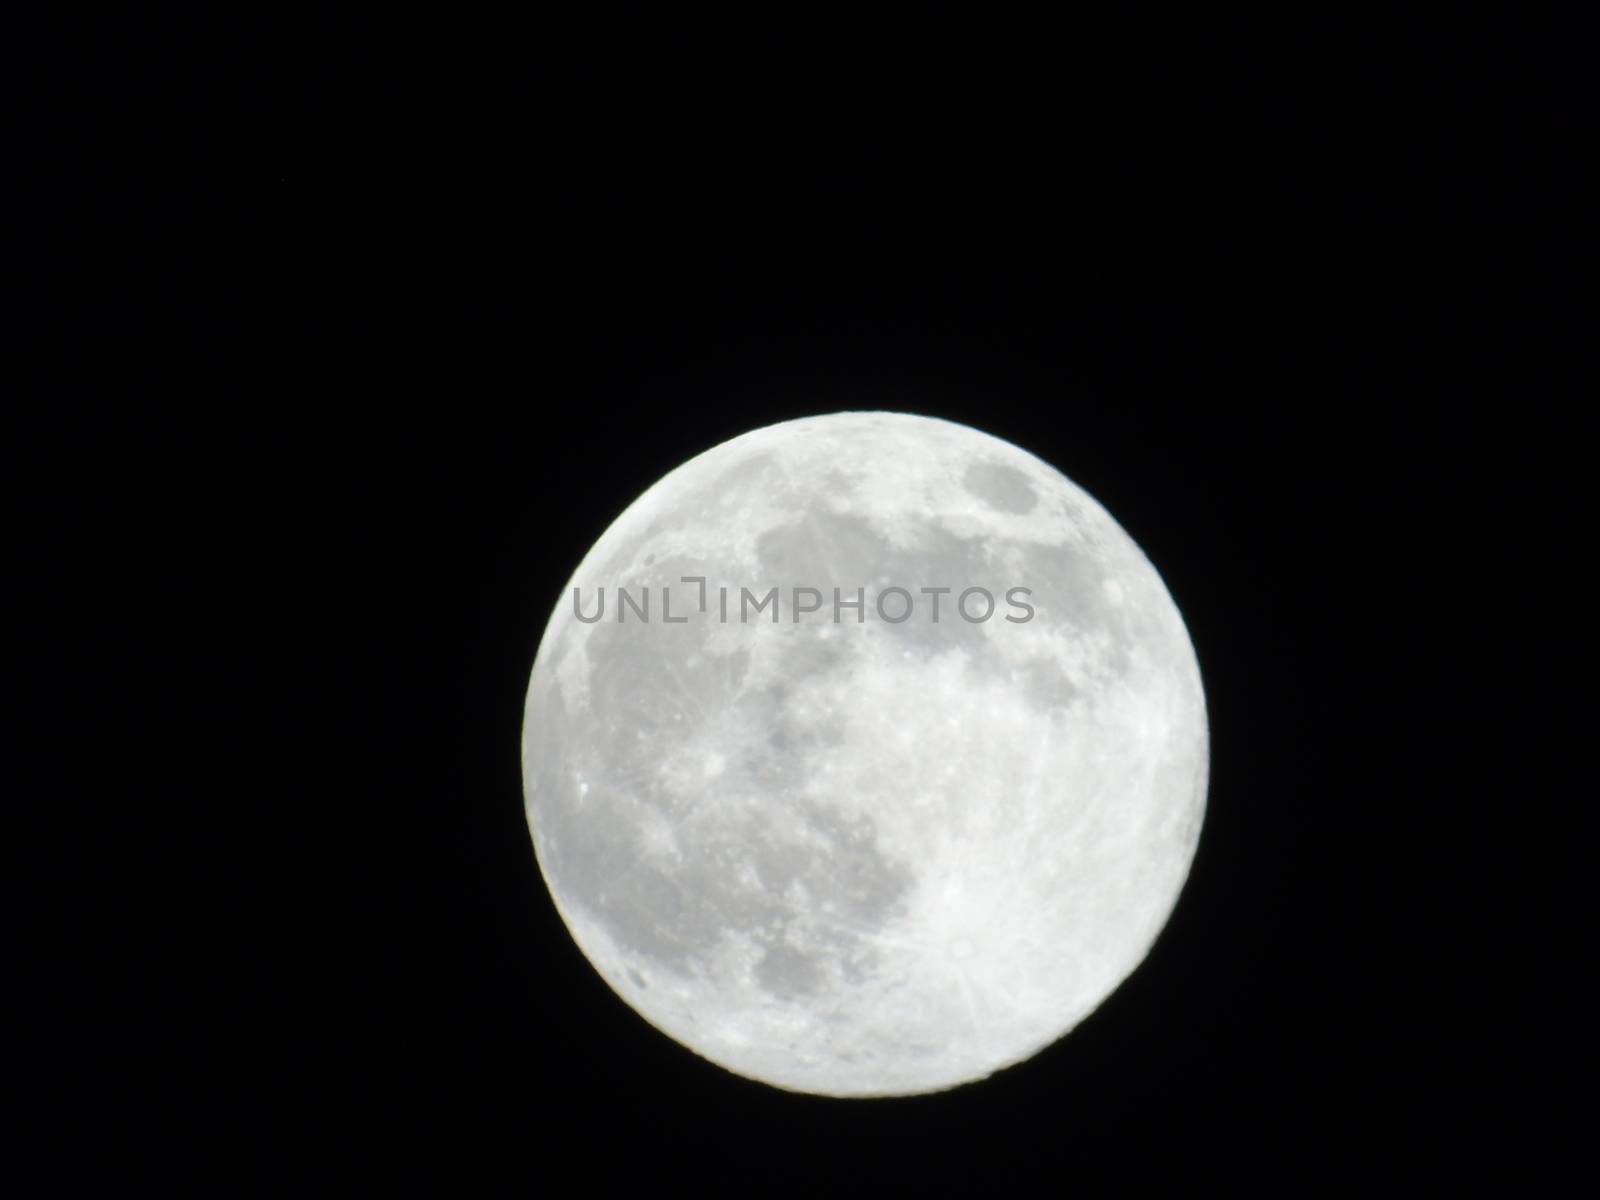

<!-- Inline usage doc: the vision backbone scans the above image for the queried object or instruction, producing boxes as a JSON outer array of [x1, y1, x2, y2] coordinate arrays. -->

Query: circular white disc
[[521, 412, 1208, 1096]]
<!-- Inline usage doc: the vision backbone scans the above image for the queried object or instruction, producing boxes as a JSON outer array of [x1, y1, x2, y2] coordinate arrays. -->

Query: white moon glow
[[521, 412, 1207, 1097]]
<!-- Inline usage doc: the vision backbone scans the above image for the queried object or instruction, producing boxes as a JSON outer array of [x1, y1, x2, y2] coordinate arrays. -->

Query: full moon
[[521, 412, 1208, 1096]]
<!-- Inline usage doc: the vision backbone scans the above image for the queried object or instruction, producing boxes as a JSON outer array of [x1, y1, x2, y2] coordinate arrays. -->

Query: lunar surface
[[521, 412, 1208, 1096]]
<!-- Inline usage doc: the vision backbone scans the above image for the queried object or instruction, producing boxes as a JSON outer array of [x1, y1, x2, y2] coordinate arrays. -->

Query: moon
[[521, 412, 1208, 1097]]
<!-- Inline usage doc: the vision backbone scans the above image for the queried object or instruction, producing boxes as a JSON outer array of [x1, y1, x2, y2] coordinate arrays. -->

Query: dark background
[[6, 6, 1585, 1190]]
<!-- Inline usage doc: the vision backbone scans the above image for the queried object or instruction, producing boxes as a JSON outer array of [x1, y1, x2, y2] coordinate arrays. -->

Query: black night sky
[[7, 7, 1584, 1191]]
